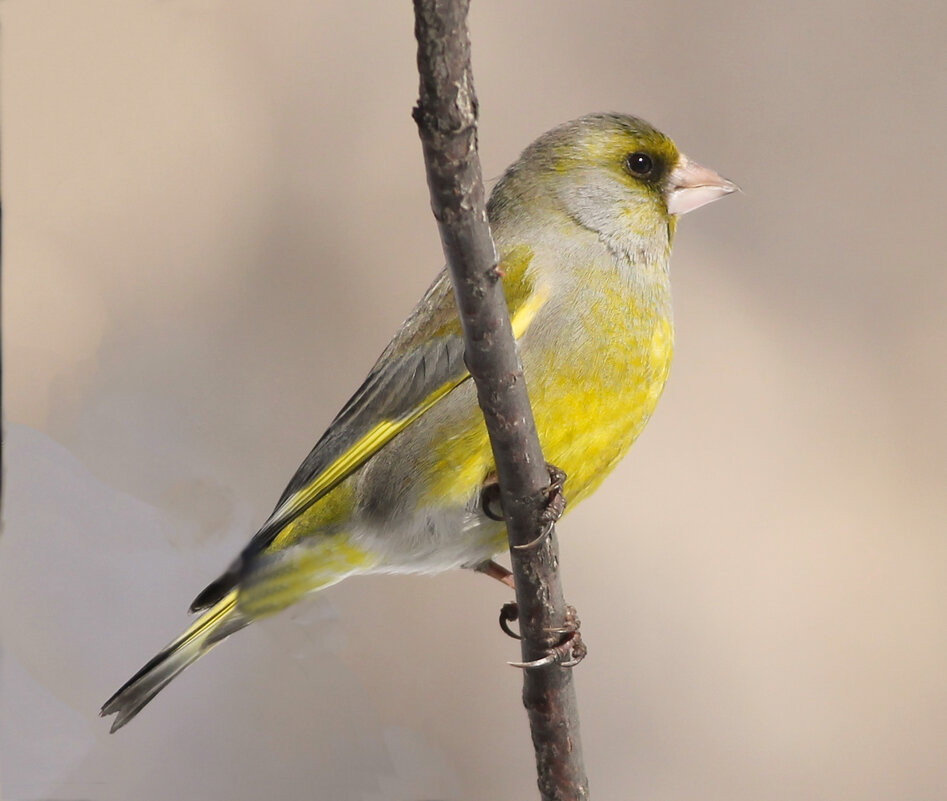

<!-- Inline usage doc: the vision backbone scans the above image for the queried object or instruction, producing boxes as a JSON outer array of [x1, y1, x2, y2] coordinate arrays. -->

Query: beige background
[[2, 1, 946, 799]]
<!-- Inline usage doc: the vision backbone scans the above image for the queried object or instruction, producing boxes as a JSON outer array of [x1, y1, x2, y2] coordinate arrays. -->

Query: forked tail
[[100, 591, 245, 732]]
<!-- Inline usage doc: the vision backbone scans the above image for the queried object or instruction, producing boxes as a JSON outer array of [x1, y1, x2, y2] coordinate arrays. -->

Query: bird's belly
[[529, 313, 674, 505], [352, 505, 507, 574], [349, 306, 673, 572]]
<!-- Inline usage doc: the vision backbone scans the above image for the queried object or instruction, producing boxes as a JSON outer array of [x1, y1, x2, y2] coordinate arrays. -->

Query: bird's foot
[[512, 464, 567, 551], [480, 478, 505, 521], [499, 601, 522, 639], [500, 603, 586, 668]]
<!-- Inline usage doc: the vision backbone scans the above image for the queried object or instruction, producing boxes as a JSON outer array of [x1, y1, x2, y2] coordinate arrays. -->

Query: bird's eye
[[625, 152, 654, 177]]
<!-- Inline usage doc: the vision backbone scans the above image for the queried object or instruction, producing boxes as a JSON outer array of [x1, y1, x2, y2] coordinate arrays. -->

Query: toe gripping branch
[[481, 464, 568, 551], [483, 463, 584, 669], [514, 464, 568, 551], [500, 603, 587, 669]]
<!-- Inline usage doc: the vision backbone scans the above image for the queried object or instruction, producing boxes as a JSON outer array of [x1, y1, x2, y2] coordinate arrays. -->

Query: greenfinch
[[101, 113, 736, 731]]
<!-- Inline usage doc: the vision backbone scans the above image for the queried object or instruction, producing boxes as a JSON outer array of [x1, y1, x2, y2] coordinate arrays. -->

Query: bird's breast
[[522, 270, 674, 506], [395, 262, 673, 521]]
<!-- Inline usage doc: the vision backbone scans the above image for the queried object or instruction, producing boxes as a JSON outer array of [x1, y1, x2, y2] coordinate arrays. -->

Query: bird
[[101, 113, 736, 731]]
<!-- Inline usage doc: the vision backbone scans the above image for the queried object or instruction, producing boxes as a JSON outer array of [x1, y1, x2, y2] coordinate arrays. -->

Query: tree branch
[[412, 2, 588, 799]]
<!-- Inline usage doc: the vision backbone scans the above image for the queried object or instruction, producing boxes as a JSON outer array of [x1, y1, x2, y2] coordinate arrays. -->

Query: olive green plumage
[[101, 113, 736, 731]]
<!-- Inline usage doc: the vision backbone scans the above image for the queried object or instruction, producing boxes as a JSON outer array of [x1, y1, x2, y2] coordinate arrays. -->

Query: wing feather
[[190, 250, 540, 612]]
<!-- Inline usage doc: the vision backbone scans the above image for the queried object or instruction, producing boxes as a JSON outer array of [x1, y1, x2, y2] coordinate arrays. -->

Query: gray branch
[[412, 1, 589, 799]]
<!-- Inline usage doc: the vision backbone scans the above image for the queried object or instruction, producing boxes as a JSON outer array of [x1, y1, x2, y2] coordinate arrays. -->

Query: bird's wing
[[190, 247, 543, 611], [268, 272, 467, 528]]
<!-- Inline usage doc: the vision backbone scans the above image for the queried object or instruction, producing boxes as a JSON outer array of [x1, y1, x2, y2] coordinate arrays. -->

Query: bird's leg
[[474, 559, 516, 589], [470, 561, 522, 638], [473, 562, 582, 658], [470, 564, 524, 640], [512, 464, 568, 551], [478, 465, 582, 664], [516, 464, 578, 664]]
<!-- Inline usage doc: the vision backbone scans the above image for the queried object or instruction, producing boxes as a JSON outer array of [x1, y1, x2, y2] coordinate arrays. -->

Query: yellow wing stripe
[[269, 272, 549, 531], [511, 282, 549, 340], [269, 376, 467, 525]]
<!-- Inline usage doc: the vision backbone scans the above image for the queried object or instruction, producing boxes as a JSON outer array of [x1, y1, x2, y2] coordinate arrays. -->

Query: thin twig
[[412, 2, 589, 799]]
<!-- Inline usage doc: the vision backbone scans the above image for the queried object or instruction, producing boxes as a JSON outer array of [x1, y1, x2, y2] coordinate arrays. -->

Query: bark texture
[[412, 2, 589, 799]]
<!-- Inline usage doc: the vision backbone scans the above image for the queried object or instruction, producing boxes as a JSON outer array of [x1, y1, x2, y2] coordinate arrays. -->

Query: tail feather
[[100, 591, 244, 732], [102, 535, 374, 732]]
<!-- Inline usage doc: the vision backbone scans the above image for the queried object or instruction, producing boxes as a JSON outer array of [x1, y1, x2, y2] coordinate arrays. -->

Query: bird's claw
[[499, 601, 521, 639], [511, 520, 554, 551], [543, 604, 580, 635], [511, 464, 567, 551], [508, 629, 587, 670], [501, 603, 585, 668]]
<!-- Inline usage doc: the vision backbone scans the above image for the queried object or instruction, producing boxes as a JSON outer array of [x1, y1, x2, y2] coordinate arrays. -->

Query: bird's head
[[490, 113, 736, 260]]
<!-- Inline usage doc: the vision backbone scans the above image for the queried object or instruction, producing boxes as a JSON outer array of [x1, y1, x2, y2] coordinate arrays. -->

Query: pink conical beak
[[665, 154, 738, 215]]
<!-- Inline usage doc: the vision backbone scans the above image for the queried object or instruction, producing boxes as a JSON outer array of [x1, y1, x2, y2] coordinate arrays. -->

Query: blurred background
[[1, 1, 945, 799]]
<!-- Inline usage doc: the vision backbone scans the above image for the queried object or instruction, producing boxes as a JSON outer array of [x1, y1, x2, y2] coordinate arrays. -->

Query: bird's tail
[[100, 590, 245, 732], [101, 534, 375, 732]]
